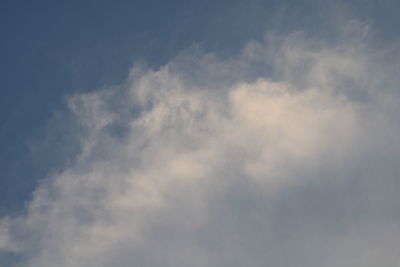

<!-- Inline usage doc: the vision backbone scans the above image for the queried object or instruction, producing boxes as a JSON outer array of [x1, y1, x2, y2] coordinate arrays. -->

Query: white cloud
[[2, 25, 400, 267]]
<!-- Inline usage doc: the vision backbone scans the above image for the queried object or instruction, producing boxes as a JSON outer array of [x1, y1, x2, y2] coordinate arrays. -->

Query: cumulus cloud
[[1, 23, 400, 267]]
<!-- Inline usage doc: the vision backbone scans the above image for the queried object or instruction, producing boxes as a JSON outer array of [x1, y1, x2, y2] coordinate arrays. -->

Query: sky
[[1, 0, 400, 266]]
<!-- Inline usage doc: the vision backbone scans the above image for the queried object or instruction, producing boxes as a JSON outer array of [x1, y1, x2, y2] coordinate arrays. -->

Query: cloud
[[2, 22, 400, 267]]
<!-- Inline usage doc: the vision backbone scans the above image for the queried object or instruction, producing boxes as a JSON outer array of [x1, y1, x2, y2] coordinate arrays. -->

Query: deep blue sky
[[0, 0, 399, 214]]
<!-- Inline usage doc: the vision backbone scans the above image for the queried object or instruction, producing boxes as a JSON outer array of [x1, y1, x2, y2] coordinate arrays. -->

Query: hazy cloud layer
[[1, 22, 400, 267]]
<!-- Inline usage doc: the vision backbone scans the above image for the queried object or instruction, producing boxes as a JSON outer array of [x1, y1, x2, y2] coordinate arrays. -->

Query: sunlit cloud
[[1, 22, 400, 267]]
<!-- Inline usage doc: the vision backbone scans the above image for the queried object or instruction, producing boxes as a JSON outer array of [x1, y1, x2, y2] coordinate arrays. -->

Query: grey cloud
[[1, 22, 400, 267]]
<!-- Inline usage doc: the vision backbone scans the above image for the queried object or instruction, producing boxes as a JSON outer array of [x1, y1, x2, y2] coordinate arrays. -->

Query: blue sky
[[1, 0, 400, 266], [1, 0, 288, 214]]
